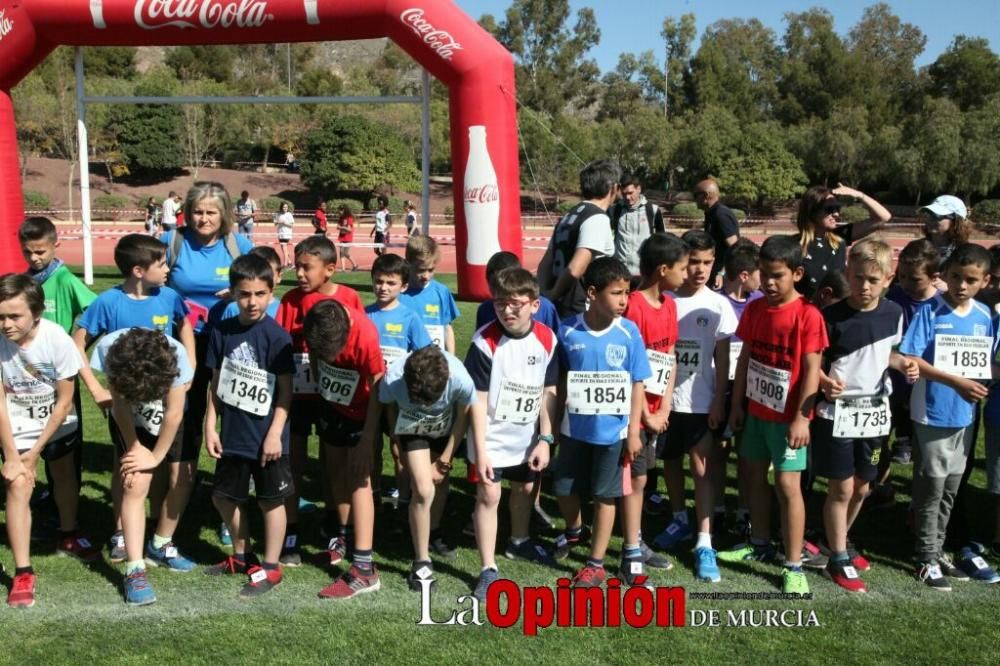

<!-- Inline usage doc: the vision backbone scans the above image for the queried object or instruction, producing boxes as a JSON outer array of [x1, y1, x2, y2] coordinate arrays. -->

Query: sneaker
[[695, 547, 721, 583], [718, 542, 780, 563], [891, 441, 912, 464], [801, 540, 829, 570], [407, 562, 435, 591], [916, 562, 951, 591], [571, 565, 606, 588], [318, 564, 381, 599], [123, 568, 156, 606], [639, 540, 673, 570], [652, 519, 693, 550], [848, 544, 871, 572], [643, 493, 672, 516], [504, 539, 557, 567], [7, 572, 36, 608], [552, 527, 591, 560], [937, 554, 970, 581], [219, 523, 232, 547], [782, 567, 810, 596], [826, 559, 866, 593], [729, 514, 752, 540], [956, 547, 1000, 584], [239, 566, 282, 598], [204, 554, 252, 576], [145, 541, 195, 572], [474, 567, 500, 602], [326, 537, 348, 566], [430, 534, 457, 560], [279, 534, 302, 567], [109, 532, 127, 564], [56, 533, 101, 563], [617, 558, 651, 587]]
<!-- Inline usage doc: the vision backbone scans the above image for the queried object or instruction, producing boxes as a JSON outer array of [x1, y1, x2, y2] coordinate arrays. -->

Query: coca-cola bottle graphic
[[463, 125, 501, 265]]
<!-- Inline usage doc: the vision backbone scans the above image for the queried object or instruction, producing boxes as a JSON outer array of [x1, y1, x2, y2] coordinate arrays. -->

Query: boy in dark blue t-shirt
[[203, 255, 295, 598]]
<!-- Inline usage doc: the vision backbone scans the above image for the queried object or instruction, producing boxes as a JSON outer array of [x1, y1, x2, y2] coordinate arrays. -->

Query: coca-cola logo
[[0, 10, 13, 42], [134, 0, 273, 30], [464, 184, 499, 204], [400, 8, 463, 61]]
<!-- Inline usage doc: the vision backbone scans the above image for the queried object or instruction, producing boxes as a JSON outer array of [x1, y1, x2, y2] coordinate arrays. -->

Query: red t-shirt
[[325, 311, 385, 421], [736, 296, 828, 423], [276, 285, 364, 352], [624, 290, 678, 413], [338, 215, 354, 243], [313, 208, 328, 233]]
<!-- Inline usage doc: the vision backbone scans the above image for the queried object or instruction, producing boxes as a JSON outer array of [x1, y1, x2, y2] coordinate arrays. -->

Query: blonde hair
[[183, 181, 234, 237], [797, 185, 842, 256], [406, 234, 439, 264], [848, 237, 893, 276]]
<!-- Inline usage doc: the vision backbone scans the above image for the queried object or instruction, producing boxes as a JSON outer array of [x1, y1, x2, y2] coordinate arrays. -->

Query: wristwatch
[[536, 434, 555, 444]]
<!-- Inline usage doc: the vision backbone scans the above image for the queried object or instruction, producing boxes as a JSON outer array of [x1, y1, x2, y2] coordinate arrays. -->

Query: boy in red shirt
[[720, 235, 827, 596], [621, 233, 687, 582], [275, 235, 363, 565]]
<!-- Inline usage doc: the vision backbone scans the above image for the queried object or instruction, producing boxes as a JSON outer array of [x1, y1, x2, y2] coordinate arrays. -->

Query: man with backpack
[[611, 173, 665, 278]]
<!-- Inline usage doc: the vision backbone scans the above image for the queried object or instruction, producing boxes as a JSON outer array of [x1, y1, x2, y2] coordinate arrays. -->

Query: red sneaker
[[848, 544, 871, 572], [571, 565, 607, 588], [318, 564, 380, 599], [326, 537, 348, 566], [239, 566, 282, 598], [204, 555, 252, 576], [826, 560, 867, 593], [57, 534, 101, 563], [8, 572, 37, 608]]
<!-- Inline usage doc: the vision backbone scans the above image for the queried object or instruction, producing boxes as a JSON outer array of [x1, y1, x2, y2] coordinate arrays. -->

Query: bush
[[556, 200, 578, 214], [23, 190, 50, 211], [443, 204, 454, 218], [327, 198, 366, 216], [260, 197, 294, 214], [93, 194, 136, 221], [839, 204, 871, 224], [972, 199, 1000, 224], [731, 208, 747, 221], [670, 202, 702, 218]]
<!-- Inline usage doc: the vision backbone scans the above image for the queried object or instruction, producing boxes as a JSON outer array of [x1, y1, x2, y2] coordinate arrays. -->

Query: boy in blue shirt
[[553, 257, 651, 587], [900, 243, 995, 590], [203, 255, 295, 597], [207, 246, 284, 325], [73, 233, 196, 567], [402, 235, 459, 353]]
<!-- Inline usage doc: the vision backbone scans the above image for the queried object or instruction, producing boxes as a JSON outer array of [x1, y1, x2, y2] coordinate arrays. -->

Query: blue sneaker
[[957, 546, 1000, 584], [145, 540, 196, 572], [473, 567, 500, 602], [695, 547, 721, 583], [123, 569, 156, 606], [219, 523, 232, 547], [652, 519, 692, 550]]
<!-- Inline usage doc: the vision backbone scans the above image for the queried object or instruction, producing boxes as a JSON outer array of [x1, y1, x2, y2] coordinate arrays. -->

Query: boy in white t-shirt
[[651, 231, 737, 584]]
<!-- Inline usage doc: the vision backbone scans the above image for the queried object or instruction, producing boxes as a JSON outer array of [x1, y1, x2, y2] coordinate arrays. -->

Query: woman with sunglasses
[[920, 195, 970, 268], [794, 184, 892, 299]]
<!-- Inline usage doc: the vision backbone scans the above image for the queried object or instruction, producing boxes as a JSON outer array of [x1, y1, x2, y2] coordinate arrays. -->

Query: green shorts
[[739, 413, 806, 472]]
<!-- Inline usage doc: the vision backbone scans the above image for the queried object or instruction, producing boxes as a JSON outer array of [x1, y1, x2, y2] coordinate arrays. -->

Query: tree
[[300, 115, 420, 205], [662, 14, 696, 116], [483, 0, 601, 116], [165, 45, 236, 83], [893, 97, 963, 203], [107, 67, 184, 175], [955, 94, 1000, 198], [927, 36, 1000, 111], [84, 47, 139, 79], [598, 51, 664, 122]]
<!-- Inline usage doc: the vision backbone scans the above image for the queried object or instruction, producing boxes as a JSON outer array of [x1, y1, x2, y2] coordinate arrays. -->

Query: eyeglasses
[[493, 298, 533, 313]]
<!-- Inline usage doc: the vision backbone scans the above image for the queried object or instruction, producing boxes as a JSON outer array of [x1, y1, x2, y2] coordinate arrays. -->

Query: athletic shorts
[[660, 412, 719, 460], [109, 413, 185, 463], [738, 413, 806, 472], [811, 418, 882, 483], [552, 436, 627, 499], [278, 237, 291, 245], [213, 455, 294, 503], [4, 433, 78, 464], [985, 423, 1000, 495], [631, 430, 658, 477], [317, 411, 365, 448], [399, 435, 448, 455], [468, 461, 538, 485], [290, 398, 321, 437], [374, 231, 386, 244]]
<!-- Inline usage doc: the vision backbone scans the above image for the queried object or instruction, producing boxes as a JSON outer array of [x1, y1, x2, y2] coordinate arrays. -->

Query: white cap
[[920, 195, 967, 219]]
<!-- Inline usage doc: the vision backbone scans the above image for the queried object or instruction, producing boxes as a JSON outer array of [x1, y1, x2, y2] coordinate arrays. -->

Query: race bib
[[317, 361, 360, 406], [426, 325, 445, 351], [395, 407, 452, 437], [746, 359, 791, 413], [934, 334, 991, 380], [381, 345, 406, 367], [217, 357, 274, 416], [566, 371, 630, 415], [292, 353, 317, 395], [643, 350, 675, 397], [675, 340, 702, 378], [494, 379, 544, 424], [728, 341, 744, 382], [133, 400, 164, 435], [7, 388, 77, 449], [832, 396, 890, 438]]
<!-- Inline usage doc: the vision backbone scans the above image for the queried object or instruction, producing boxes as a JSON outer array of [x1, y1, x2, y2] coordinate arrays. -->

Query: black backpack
[[610, 200, 664, 236]]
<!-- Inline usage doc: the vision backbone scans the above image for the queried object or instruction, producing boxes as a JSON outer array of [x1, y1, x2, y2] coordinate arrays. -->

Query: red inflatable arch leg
[[0, 0, 522, 299]]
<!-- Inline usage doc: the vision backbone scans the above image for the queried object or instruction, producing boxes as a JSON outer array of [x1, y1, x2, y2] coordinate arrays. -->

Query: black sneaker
[[916, 561, 951, 591], [407, 561, 435, 591], [938, 555, 970, 581], [504, 539, 557, 567], [552, 526, 591, 560], [430, 534, 457, 560], [618, 557, 652, 588], [639, 540, 673, 570]]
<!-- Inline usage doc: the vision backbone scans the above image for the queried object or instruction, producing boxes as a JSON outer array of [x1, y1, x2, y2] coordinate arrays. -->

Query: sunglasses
[[822, 201, 842, 214]]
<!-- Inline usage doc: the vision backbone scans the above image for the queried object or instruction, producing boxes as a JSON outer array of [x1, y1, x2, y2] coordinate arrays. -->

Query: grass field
[[3, 267, 1000, 664]]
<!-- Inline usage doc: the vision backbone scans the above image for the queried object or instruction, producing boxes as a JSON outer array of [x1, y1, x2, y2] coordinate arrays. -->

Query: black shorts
[[470, 461, 538, 485], [811, 418, 883, 483], [278, 238, 291, 245], [213, 455, 294, 503], [398, 435, 448, 455], [374, 231, 386, 244], [290, 398, 321, 438], [661, 412, 718, 460], [631, 430, 658, 477], [109, 414, 185, 463], [552, 436, 627, 499], [318, 411, 365, 448]]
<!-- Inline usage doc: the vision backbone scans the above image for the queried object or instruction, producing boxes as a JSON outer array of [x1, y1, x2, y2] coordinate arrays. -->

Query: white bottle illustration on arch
[[463, 125, 501, 265]]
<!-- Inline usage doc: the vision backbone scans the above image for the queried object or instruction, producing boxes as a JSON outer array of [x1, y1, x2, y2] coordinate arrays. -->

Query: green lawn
[[3, 267, 1000, 664]]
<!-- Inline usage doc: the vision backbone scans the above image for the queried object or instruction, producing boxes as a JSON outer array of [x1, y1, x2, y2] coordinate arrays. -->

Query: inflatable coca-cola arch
[[0, 0, 520, 300]]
